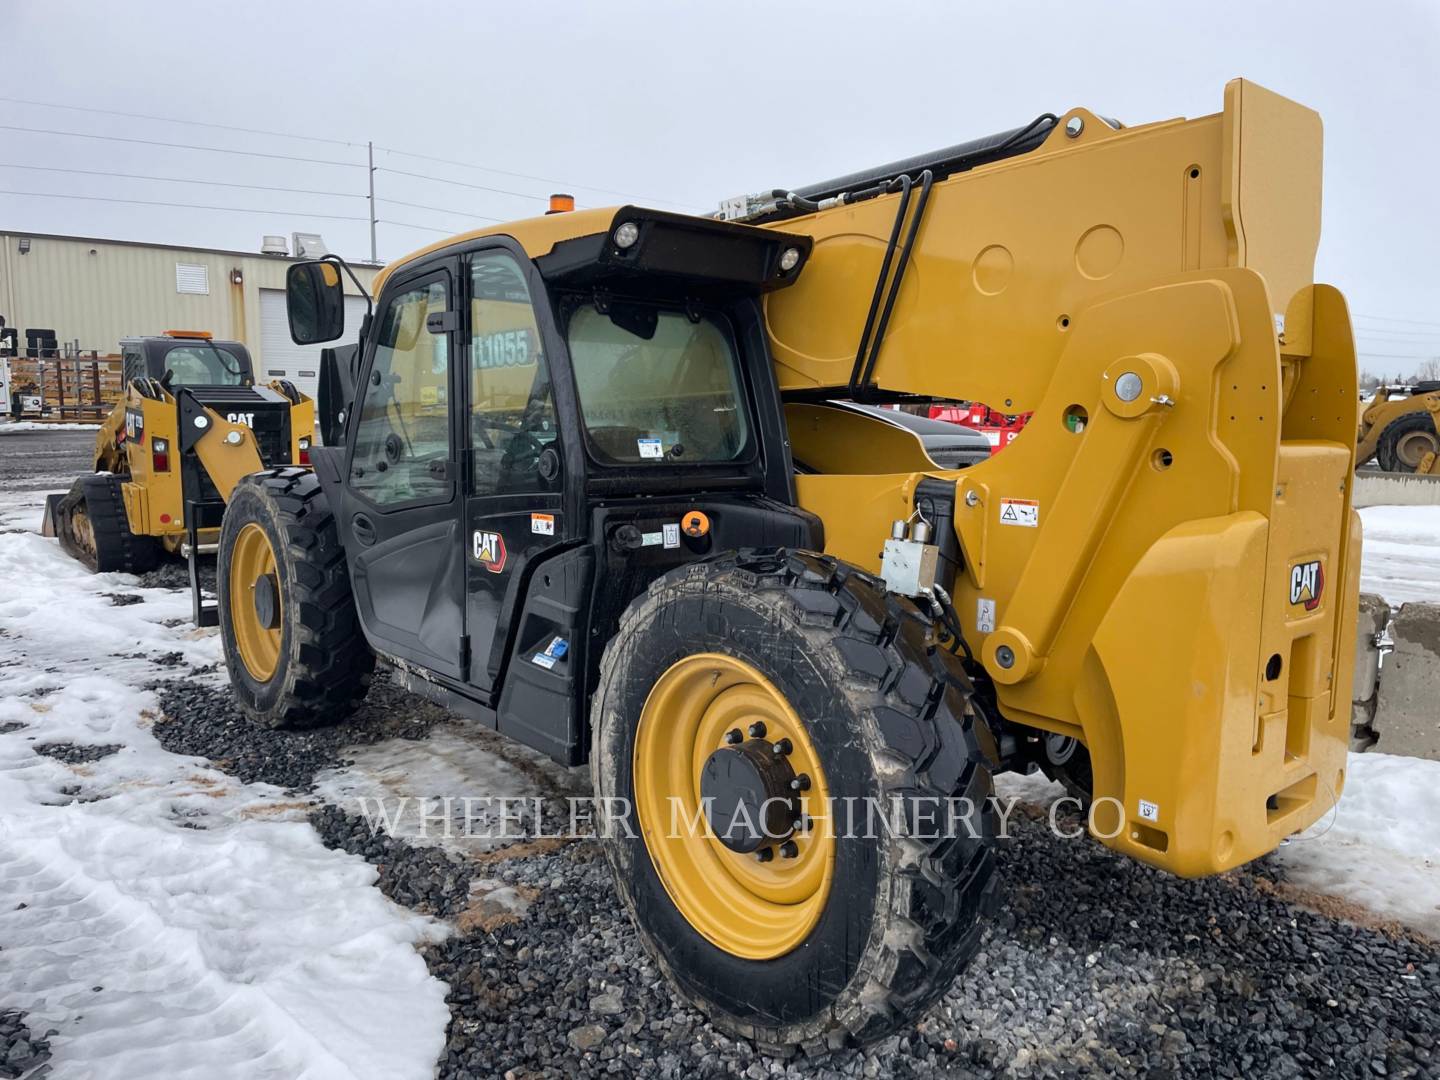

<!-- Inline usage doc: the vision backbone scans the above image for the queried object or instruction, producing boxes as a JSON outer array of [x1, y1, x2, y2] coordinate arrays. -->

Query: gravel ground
[[31, 742, 122, 765], [0, 1009, 53, 1079], [43, 666, 1440, 1077], [152, 675, 449, 792], [407, 810, 1436, 1080]]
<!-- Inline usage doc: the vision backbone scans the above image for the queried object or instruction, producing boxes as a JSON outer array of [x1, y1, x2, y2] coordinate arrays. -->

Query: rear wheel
[[1377, 410, 1440, 473], [55, 474, 161, 574], [218, 468, 374, 729], [592, 550, 998, 1051]]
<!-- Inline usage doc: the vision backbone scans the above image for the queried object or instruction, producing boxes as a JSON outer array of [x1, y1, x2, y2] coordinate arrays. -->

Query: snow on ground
[[1274, 752, 1440, 938], [1358, 504, 1440, 607], [313, 728, 547, 857], [999, 756, 1440, 939], [0, 526, 451, 1080], [0, 421, 101, 433]]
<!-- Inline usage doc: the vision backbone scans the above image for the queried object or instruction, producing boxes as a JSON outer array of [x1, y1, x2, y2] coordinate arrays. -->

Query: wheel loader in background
[[1356, 381, 1440, 473], [43, 330, 315, 624], [215, 79, 1359, 1051]]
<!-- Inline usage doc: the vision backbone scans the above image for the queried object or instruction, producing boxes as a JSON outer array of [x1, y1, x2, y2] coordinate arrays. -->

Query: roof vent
[[260, 235, 288, 256], [292, 232, 327, 258]]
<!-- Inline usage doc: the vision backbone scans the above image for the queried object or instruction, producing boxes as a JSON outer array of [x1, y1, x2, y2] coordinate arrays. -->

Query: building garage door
[[258, 288, 368, 400]]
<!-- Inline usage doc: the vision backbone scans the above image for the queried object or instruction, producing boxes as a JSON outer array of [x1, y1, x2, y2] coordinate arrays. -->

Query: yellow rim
[[229, 522, 282, 682], [633, 653, 833, 960]]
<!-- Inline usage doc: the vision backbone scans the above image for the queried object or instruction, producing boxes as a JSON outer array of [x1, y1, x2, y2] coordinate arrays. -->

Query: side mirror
[[287, 261, 346, 345]]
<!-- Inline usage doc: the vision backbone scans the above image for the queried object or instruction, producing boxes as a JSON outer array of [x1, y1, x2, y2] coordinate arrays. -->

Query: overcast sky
[[4, 0, 1438, 375]]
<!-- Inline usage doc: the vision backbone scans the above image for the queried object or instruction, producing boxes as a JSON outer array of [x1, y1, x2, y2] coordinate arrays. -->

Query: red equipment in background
[[928, 402, 1031, 454]]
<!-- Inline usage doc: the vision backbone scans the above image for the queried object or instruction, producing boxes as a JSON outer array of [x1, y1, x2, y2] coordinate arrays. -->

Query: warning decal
[[998, 498, 1039, 528]]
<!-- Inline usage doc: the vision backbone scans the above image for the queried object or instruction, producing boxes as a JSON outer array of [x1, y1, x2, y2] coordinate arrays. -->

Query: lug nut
[[724, 728, 743, 745], [772, 738, 793, 756], [796, 815, 813, 833], [755, 846, 774, 863], [747, 722, 767, 738], [779, 840, 799, 859], [790, 773, 811, 791]]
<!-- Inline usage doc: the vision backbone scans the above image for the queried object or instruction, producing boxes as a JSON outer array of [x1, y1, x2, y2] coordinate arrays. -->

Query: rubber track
[[57, 474, 160, 574]]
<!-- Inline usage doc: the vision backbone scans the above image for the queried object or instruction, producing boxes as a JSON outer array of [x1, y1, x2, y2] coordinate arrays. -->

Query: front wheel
[[218, 468, 374, 729], [1376, 410, 1440, 473], [592, 550, 998, 1051]]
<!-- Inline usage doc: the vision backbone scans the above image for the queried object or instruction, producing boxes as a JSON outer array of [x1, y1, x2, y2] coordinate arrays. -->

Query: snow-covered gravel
[[0, 526, 451, 1080]]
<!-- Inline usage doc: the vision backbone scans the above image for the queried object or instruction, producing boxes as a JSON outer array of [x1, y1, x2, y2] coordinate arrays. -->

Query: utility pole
[[367, 141, 377, 264]]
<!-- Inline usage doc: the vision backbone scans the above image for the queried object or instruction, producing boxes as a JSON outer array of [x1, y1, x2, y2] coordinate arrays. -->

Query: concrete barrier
[[1349, 593, 1389, 752], [1352, 470, 1440, 508], [1371, 602, 1440, 760]]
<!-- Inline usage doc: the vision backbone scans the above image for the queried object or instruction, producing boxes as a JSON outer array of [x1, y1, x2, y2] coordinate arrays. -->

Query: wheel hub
[[253, 572, 281, 630], [700, 739, 797, 853]]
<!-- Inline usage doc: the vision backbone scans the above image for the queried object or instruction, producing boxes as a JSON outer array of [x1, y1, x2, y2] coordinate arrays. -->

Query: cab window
[[350, 276, 451, 506], [566, 305, 749, 465], [469, 252, 555, 494], [161, 345, 247, 386]]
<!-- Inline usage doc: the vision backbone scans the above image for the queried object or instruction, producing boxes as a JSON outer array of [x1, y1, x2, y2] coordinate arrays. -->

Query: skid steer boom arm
[[765, 79, 1359, 877]]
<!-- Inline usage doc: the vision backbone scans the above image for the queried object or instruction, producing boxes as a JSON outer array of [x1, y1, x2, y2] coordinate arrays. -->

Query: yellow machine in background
[[1356, 383, 1440, 473], [44, 331, 314, 624]]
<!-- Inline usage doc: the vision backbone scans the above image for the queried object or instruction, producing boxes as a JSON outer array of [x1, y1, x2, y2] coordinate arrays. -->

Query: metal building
[[0, 230, 379, 399]]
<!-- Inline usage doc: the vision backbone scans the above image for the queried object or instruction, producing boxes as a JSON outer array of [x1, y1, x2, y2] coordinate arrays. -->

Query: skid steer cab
[[44, 330, 315, 625], [217, 80, 1358, 1056]]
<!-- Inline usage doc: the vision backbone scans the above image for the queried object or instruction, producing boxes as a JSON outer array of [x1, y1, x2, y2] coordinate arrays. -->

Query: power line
[[374, 144, 692, 209], [0, 189, 367, 221], [380, 219, 468, 236], [0, 94, 362, 148], [0, 162, 363, 199], [378, 197, 502, 222], [1356, 351, 1440, 360], [0, 124, 364, 168], [376, 167, 560, 204], [1354, 313, 1440, 330]]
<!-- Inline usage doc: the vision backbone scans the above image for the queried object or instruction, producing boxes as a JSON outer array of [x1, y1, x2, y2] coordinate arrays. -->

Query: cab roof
[[372, 207, 619, 296], [371, 206, 812, 303]]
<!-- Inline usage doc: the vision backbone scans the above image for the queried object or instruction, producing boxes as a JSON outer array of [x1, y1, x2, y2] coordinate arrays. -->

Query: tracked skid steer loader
[[44, 331, 315, 625], [215, 81, 1359, 1051]]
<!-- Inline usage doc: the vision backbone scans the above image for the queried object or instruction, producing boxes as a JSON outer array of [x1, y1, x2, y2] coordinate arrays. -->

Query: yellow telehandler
[[212, 80, 1358, 1051]]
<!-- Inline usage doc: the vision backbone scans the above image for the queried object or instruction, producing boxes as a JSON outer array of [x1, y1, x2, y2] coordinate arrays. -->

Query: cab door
[[337, 260, 468, 679], [462, 245, 571, 694]]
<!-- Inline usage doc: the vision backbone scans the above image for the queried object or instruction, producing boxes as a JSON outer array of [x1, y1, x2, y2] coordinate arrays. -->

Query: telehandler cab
[[216, 80, 1359, 1050], [44, 331, 315, 625]]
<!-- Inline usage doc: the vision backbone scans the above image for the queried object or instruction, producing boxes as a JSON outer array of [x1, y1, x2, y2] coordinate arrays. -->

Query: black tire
[[1037, 734, 1094, 803], [1376, 410, 1440, 473], [55, 474, 161, 574], [592, 549, 999, 1052], [218, 467, 374, 729]]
